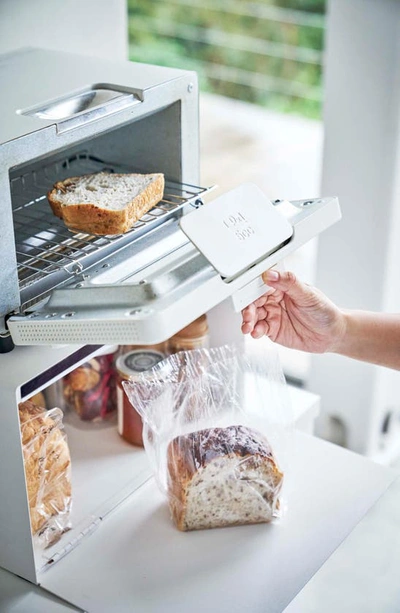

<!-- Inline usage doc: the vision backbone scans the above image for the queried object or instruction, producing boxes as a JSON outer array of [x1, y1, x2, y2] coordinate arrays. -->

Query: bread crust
[[47, 172, 165, 235], [167, 425, 283, 531]]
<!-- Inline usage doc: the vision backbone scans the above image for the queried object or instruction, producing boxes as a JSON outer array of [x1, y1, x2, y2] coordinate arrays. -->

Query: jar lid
[[116, 350, 165, 379], [173, 314, 208, 340]]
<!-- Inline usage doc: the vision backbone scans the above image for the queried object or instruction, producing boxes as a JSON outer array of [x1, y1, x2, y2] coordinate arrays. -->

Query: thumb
[[262, 269, 313, 302]]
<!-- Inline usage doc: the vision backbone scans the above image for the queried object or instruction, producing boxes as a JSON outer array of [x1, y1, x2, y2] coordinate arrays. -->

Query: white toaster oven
[[0, 48, 340, 351]]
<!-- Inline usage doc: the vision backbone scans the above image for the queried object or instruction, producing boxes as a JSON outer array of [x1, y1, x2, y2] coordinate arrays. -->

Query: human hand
[[241, 270, 346, 354]]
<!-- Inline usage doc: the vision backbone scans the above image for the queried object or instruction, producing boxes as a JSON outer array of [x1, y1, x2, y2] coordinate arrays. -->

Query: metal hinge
[[41, 517, 102, 571]]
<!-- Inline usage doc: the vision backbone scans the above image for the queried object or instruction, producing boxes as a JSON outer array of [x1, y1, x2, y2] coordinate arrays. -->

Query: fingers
[[241, 303, 255, 332], [241, 320, 253, 335], [262, 269, 311, 302], [241, 315, 269, 338], [241, 302, 256, 321], [251, 320, 269, 339], [241, 300, 270, 336], [241, 300, 268, 335]]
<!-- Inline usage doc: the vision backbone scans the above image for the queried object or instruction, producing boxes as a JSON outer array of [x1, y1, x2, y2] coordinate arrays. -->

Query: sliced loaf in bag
[[19, 400, 72, 547], [48, 171, 164, 235], [167, 425, 284, 531]]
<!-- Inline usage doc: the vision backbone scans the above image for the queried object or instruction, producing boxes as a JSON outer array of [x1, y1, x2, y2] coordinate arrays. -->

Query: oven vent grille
[[11, 153, 210, 308], [10, 320, 140, 345]]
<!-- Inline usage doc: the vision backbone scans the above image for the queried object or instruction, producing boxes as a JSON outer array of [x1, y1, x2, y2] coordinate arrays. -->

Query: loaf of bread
[[19, 400, 72, 546], [27, 391, 46, 408], [47, 171, 164, 235], [167, 425, 283, 531]]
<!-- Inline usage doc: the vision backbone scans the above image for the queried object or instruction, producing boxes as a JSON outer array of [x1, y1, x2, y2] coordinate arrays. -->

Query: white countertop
[[35, 433, 395, 613], [285, 473, 400, 613], [3, 465, 400, 613]]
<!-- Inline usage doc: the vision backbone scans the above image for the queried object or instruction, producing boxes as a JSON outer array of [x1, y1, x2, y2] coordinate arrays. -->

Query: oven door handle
[[19, 86, 143, 134], [179, 183, 294, 283]]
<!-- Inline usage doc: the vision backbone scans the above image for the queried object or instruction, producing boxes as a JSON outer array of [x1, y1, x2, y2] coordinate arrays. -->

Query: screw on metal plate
[[65, 261, 84, 274], [187, 83, 194, 93], [128, 308, 153, 317], [61, 312, 75, 318]]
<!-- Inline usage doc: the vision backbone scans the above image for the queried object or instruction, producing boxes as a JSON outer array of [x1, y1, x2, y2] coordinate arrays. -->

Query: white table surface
[[7, 431, 389, 613], [284, 473, 400, 613]]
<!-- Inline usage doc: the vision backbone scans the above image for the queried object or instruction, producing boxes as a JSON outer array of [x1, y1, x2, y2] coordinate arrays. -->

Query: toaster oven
[[1, 47, 340, 352], [0, 47, 341, 591]]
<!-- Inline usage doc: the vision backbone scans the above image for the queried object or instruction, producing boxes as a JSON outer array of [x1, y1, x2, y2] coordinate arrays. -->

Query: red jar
[[63, 345, 118, 422], [116, 349, 166, 446]]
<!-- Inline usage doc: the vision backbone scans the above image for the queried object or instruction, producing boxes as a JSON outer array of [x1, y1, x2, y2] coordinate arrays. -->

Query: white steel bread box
[[0, 48, 370, 613]]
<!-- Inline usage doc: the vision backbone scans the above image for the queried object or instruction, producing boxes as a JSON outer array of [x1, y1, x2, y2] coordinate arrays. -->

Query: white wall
[[0, 0, 128, 60], [309, 0, 400, 461]]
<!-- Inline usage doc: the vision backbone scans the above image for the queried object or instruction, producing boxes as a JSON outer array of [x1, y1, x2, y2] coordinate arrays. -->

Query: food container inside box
[[116, 349, 167, 446], [168, 314, 209, 353], [18, 400, 72, 549], [62, 345, 118, 424], [123, 343, 293, 531], [116, 341, 170, 356]]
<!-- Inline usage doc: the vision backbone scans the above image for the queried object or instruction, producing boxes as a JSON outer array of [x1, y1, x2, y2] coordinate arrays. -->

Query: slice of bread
[[47, 171, 164, 235], [167, 425, 284, 531]]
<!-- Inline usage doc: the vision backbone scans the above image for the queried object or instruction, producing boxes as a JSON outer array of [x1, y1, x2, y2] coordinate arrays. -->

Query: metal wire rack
[[10, 152, 209, 307]]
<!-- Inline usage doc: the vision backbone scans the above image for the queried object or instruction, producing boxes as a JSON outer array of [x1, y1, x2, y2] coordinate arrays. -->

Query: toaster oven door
[[7, 177, 340, 346]]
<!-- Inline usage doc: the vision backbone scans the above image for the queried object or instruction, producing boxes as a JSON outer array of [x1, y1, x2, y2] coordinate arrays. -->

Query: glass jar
[[116, 340, 169, 358], [62, 345, 118, 422], [116, 349, 166, 447], [168, 314, 209, 353]]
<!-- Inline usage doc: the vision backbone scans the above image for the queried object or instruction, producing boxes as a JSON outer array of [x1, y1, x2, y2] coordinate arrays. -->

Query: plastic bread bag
[[19, 400, 72, 548], [123, 342, 293, 531]]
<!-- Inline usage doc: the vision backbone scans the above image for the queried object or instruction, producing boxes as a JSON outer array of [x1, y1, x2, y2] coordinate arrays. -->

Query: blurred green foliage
[[128, 0, 326, 118]]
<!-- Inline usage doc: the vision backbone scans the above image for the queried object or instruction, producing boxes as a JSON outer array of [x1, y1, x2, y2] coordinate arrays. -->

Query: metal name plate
[[180, 183, 293, 281]]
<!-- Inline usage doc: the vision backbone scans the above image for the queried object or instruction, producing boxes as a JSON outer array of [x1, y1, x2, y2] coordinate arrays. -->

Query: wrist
[[329, 309, 350, 355], [324, 309, 400, 370], [330, 309, 376, 359]]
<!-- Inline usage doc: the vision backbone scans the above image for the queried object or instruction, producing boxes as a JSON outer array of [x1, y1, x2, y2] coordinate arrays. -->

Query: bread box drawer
[[36, 432, 396, 612]]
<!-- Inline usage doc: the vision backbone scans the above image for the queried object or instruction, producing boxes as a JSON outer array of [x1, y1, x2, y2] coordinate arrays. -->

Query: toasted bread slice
[[48, 171, 164, 235]]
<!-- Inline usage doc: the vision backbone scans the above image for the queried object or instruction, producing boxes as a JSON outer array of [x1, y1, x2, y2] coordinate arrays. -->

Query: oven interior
[[8, 103, 209, 328]]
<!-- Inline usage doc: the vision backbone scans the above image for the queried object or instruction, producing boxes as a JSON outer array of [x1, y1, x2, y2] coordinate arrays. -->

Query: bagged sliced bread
[[48, 171, 164, 235], [167, 425, 284, 531], [19, 400, 72, 547]]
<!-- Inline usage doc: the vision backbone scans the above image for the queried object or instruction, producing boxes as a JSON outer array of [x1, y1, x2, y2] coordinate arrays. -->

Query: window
[[128, 0, 327, 383]]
